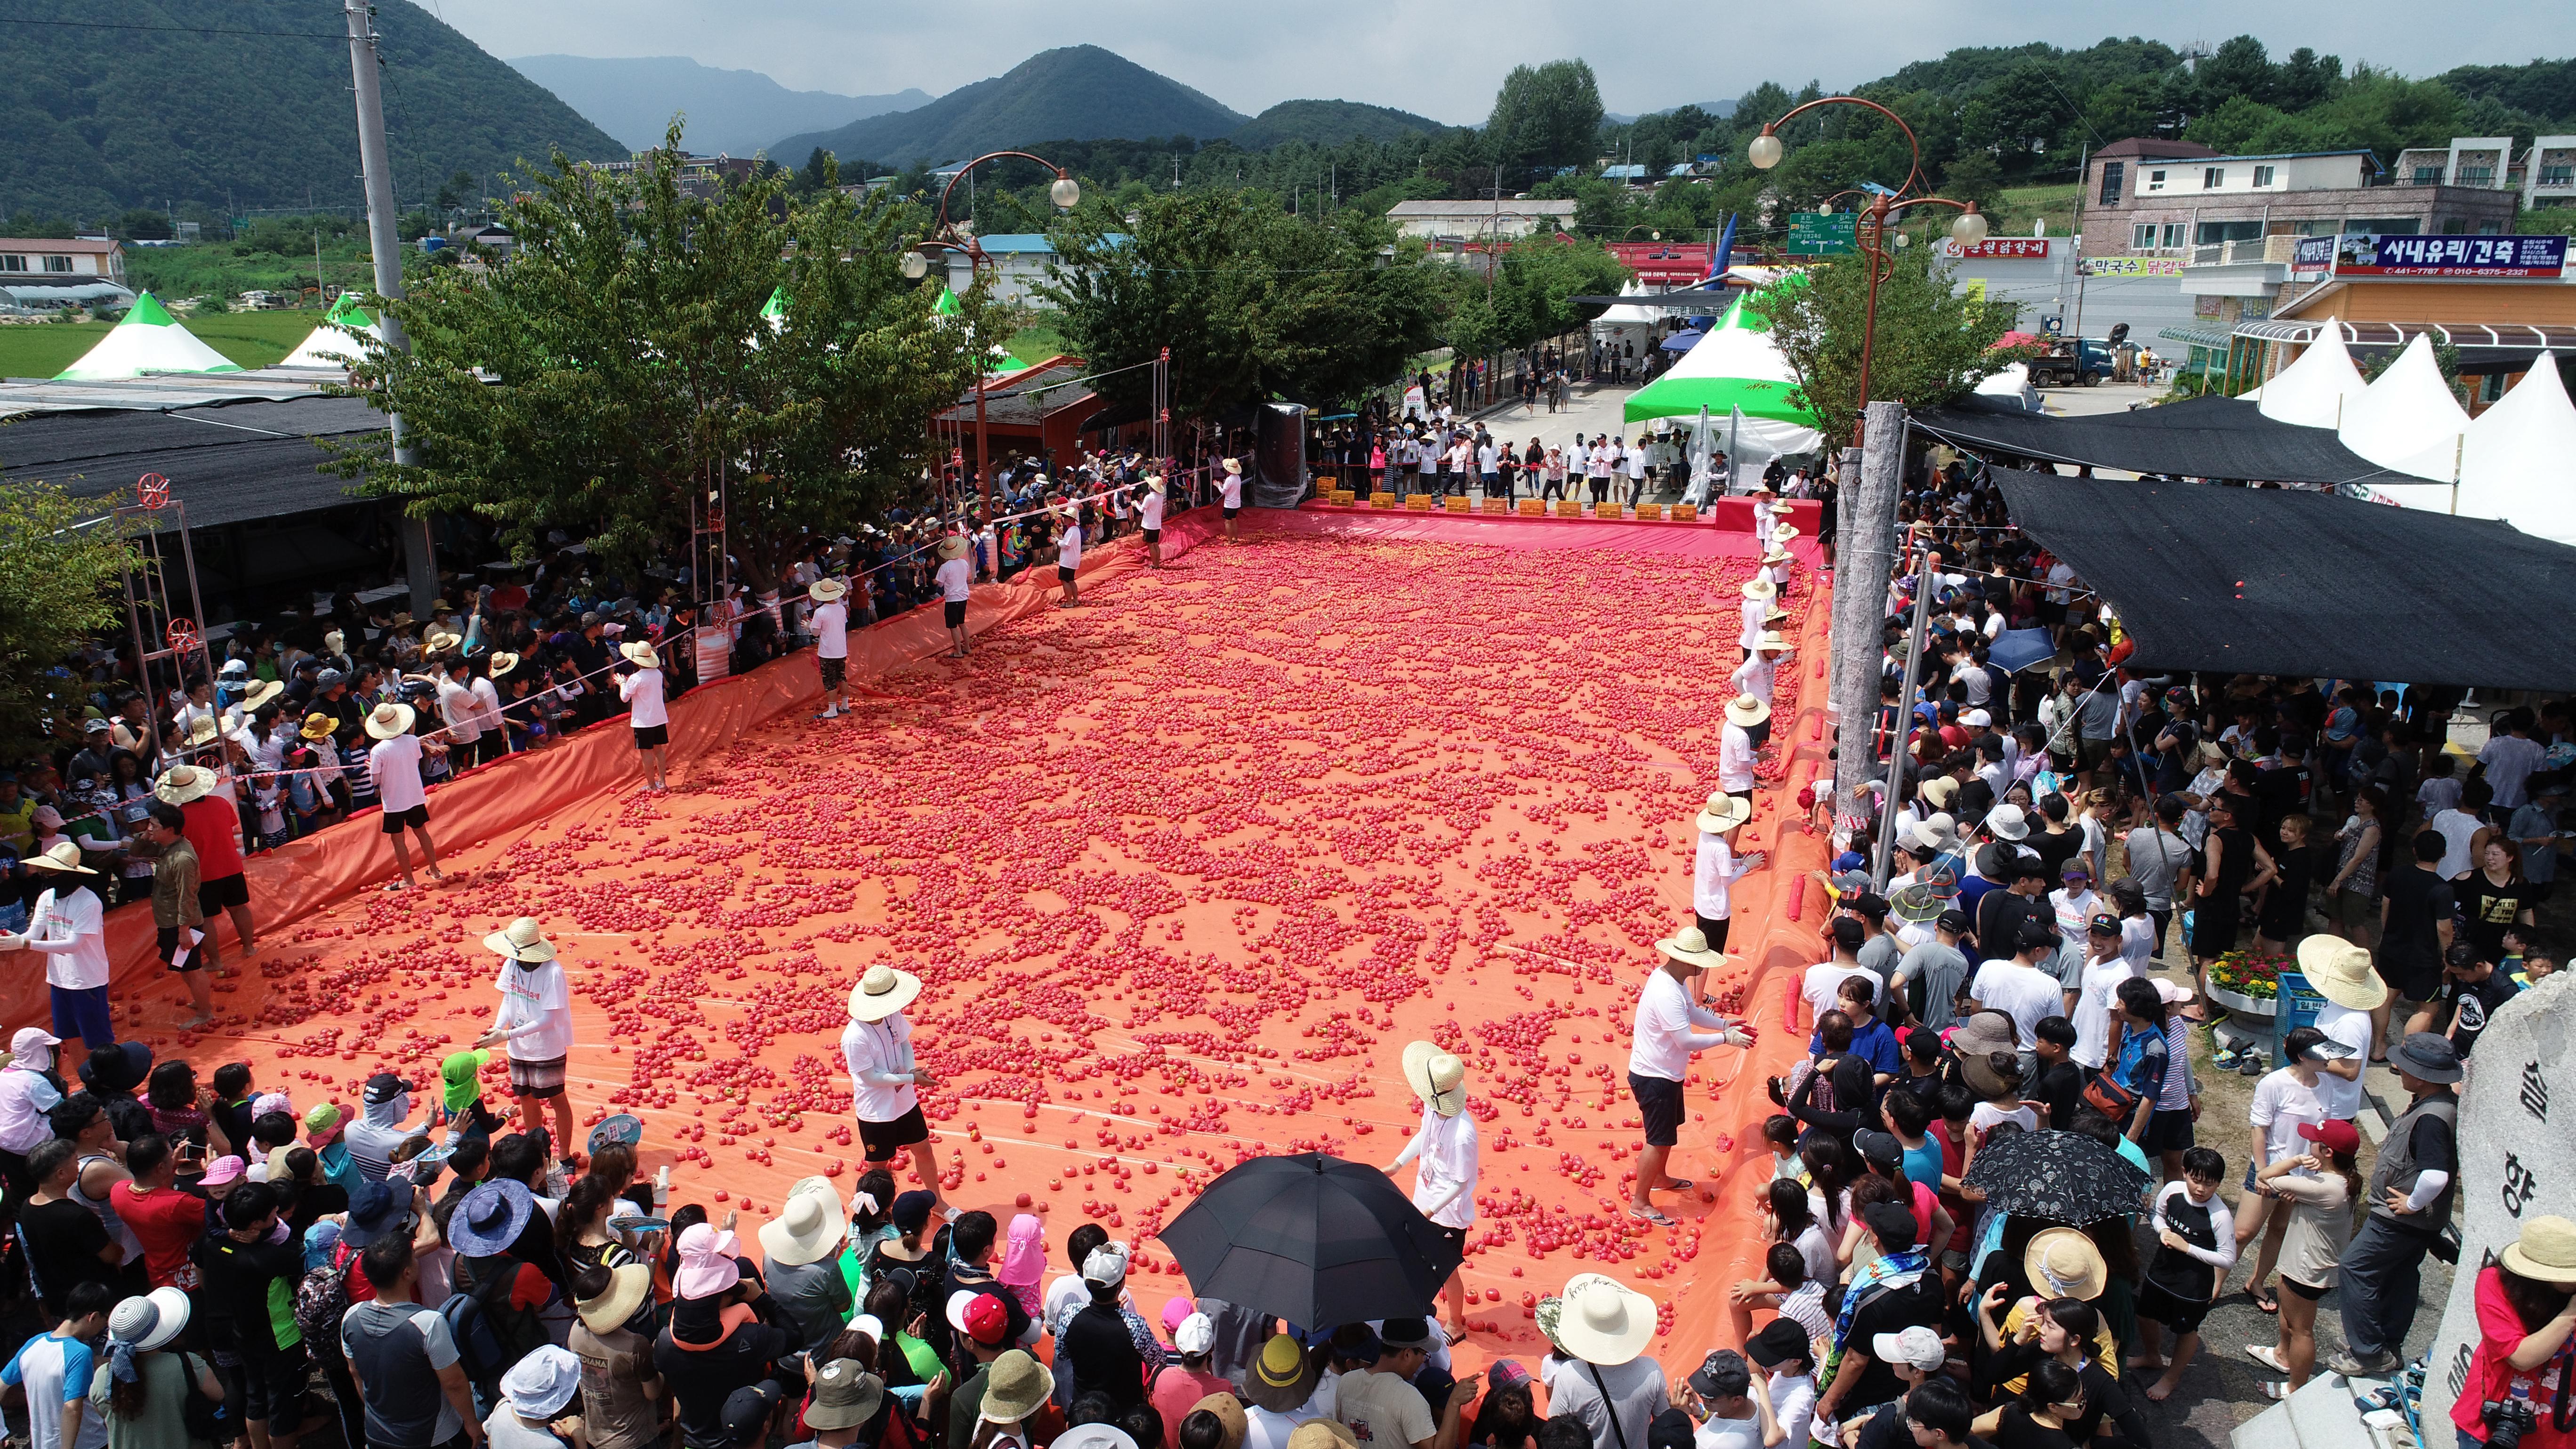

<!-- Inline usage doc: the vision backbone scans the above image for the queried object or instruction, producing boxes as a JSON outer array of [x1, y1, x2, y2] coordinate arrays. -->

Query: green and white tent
[[760, 287, 789, 330], [276, 293, 383, 369], [53, 291, 243, 381], [932, 286, 962, 317], [1623, 289, 1819, 435]]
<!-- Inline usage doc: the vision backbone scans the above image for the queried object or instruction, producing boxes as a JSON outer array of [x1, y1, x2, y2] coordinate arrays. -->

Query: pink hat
[[200, 1155, 246, 1188], [675, 1223, 742, 1299], [1161, 1296, 1197, 1335], [998, 1213, 1046, 1290]]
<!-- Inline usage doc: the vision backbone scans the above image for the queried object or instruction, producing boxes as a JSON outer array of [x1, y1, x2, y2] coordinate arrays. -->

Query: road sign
[[1787, 212, 1859, 257]]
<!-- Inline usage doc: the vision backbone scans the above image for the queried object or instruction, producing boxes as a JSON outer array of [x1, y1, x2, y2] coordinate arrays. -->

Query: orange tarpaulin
[[51, 504, 1833, 1377]]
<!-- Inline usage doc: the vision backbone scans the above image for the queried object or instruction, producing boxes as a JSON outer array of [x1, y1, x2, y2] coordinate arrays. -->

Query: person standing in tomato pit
[[843, 966, 946, 1215], [155, 765, 255, 962]]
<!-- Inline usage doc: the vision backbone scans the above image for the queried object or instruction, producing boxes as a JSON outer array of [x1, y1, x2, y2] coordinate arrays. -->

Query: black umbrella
[[1959, 1128, 2152, 1226], [1158, 1152, 1463, 1328]]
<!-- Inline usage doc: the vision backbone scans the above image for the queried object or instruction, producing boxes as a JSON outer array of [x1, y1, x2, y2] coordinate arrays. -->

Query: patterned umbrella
[[1960, 1128, 2152, 1226]]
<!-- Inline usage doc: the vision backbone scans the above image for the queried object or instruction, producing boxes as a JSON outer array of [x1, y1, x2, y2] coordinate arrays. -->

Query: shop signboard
[[2329, 233, 2567, 278]]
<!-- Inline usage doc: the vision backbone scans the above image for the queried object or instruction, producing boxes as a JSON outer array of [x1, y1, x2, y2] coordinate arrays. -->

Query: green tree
[[2196, 35, 2280, 112], [322, 132, 988, 592], [0, 481, 137, 745], [1044, 188, 1447, 419], [1764, 249, 2018, 445], [798, 147, 836, 196], [1939, 152, 2004, 212], [1486, 61, 1608, 174], [2276, 49, 2343, 110], [435, 169, 479, 212], [1476, 237, 1627, 353]]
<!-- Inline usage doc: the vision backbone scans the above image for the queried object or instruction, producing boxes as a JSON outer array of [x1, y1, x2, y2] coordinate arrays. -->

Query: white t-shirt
[[1969, 1101, 2040, 1139], [370, 732, 427, 813], [1222, 472, 1243, 508], [1400, 1109, 1478, 1229], [2248, 1068, 2327, 1166], [2311, 1001, 2374, 1122], [1628, 968, 1725, 1082], [1058, 523, 1083, 570], [842, 1014, 919, 1123], [1718, 722, 1758, 792], [491, 958, 574, 1061], [1800, 962, 1880, 1030], [936, 559, 973, 603], [1968, 960, 2063, 1046], [2477, 734, 2547, 809], [619, 667, 668, 729], [1140, 490, 1166, 529], [436, 677, 482, 743], [2431, 807, 2483, 879], [811, 601, 848, 660], [2071, 957, 2135, 1068], [1693, 832, 1747, 919]]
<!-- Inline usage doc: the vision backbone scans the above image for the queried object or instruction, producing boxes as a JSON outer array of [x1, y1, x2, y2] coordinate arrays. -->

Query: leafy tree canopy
[[0, 482, 138, 744], [1764, 250, 2019, 445]]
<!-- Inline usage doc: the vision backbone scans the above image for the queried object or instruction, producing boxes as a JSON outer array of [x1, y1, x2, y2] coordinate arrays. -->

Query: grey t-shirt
[[764, 1256, 852, 1355], [339, 1301, 464, 1449], [1892, 942, 1970, 1030], [2121, 827, 2187, 911], [1550, 1357, 1670, 1449], [1856, 934, 1903, 989]]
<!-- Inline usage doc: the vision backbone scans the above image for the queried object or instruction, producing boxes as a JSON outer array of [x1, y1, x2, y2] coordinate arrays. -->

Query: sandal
[[2246, 1344, 2288, 1371], [2249, 1286, 2279, 1315], [1658, 1178, 1695, 1192], [1627, 1205, 1677, 1227], [2262, 1381, 2293, 1401]]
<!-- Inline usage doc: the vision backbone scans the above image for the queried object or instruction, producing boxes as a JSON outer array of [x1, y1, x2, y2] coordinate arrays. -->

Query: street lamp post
[[902, 151, 1080, 507], [1746, 98, 1988, 444]]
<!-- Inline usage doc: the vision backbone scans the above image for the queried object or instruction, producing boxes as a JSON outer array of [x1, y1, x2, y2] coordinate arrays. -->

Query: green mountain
[[509, 55, 928, 156], [773, 45, 1248, 169], [0, 0, 624, 221], [1228, 99, 1450, 149]]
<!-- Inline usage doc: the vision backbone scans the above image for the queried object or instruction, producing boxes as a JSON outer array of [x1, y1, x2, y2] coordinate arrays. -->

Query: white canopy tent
[[2359, 352, 2576, 545], [275, 294, 383, 369], [2337, 333, 2472, 483], [2253, 324, 2370, 429], [1973, 362, 2042, 411], [52, 292, 242, 382]]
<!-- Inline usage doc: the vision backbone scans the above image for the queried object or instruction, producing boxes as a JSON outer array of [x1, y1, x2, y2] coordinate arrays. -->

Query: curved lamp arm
[[934, 150, 1081, 234]]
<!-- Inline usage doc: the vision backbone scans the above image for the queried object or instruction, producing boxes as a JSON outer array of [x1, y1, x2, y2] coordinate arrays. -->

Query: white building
[[1385, 199, 1578, 244]]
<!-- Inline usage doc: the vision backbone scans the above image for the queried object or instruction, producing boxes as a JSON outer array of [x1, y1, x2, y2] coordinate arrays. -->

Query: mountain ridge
[[510, 55, 927, 156], [773, 45, 1248, 168]]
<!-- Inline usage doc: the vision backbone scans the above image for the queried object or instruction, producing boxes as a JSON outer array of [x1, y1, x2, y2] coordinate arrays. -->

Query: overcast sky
[[436, 0, 2576, 123]]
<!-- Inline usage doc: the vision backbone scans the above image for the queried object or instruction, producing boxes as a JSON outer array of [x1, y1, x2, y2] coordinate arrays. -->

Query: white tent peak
[[277, 294, 383, 369], [2358, 352, 2576, 545], [2256, 325, 2369, 431], [2339, 332, 2470, 481], [52, 290, 243, 382]]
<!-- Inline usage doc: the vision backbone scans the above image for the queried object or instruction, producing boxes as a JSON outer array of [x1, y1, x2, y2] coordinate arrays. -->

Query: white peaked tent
[[276, 294, 383, 369], [2366, 353, 2576, 545], [52, 292, 243, 381], [2338, 333, 2472, 481], [1973, 362, 2042, 411], [2254, 325, 2370, 430]]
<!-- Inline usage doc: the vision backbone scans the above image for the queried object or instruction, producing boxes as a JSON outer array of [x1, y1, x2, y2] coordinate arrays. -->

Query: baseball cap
[[2087, 913, 2122, 938], [1175, 1312, 1216, 1357], [363, 1073, 411, 1105], [1848, 893, 1890, 923], [1860, 1201, 1919, 1248], [1852, 1129, 1904, 1170], [1828, 917, 1866, 950], [1082, 1242, 1131, 1288], [1687, 1349, 1752, 1401], [1377, 1317, 1437, 1352], [1935, 908, 1972, 934], [2016, 921, 2060, 953], [945, 1290, 1009, 1347], [2297, 1119, 2361, 1155], [1745, 1318, 1811, 1368], [1870, 1326, 1947, 1373], [721, 1382, 782, 1446], [1648, 1409, 1695, 1449]]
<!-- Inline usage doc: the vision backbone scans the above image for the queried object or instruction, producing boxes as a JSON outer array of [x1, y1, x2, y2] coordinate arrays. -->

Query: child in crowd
[[2134, 1146, 2238, 1402], [435, 1048, 511, 1144], [2028, 1017, 2085, 1130]]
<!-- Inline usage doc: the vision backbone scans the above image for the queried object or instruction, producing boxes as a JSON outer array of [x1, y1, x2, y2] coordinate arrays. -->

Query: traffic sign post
[[1787, 212, 1860, 257]]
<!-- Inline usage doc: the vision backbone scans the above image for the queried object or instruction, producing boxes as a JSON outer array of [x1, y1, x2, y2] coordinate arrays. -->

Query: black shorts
[[1694, 915, 1731, 952], [196, 872, 250, 914], [157, 926, 203, 973], [1143, 528, 1161, 544], [2135, 1278, 2212, 1335], [2142, 1107, 2196, 1153], [1057, 565, 1076, 583], [943, 600, 967, 628], [633, 724, 669, 750], [230, 1343, 308, 1430], [1222, 506, 1240, 519], [820, 656, 846, 688], [858, 1106, 930, 1162], [379, 803, 429, 836], [2279, 1275, 2328, 1301], [1627, 1072, 1685, 1148]]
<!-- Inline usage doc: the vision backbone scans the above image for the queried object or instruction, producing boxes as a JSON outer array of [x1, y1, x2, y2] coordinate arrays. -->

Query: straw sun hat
[[1725, 695, 1771, 727], [362, 701, 416, 740], [1555, 1273, 1656, 1365], [2501, 1216, 2576, 1287], [848, 965, 922, 1022], [1653, 923, 1727, 971], [938, 536, 971, 562], [1400, 1040, 1467, 1118], [1740, 578, 1777, 600], [154, 764, 218, 805], [620, 641, 661, 669], [1695, 792, 1751, 835], [808, 577, 848, 603], [483, 917, 557, 963], [2295, 934, 2389, 1011]]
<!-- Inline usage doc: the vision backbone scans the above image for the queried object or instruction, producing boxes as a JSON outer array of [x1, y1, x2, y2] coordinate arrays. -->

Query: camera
[[2482, 1398, 2540, 1449]]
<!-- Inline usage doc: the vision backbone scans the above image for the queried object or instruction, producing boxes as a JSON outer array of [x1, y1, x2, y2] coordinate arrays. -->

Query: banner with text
[[2330, 233, 2568, 278]]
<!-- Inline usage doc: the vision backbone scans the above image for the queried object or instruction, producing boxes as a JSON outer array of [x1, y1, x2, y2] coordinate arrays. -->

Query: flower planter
[[2208, 984, 2278, 1018]]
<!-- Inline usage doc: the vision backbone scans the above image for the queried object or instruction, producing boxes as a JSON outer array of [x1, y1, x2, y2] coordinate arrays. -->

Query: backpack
[[437, 1288, 518, 1393], [293, 1244, 355, 1348]]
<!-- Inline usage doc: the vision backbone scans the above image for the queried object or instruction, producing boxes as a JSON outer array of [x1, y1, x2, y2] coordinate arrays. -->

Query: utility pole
[[1830, 399, 1908, 845], [346, 0, 436, 618]]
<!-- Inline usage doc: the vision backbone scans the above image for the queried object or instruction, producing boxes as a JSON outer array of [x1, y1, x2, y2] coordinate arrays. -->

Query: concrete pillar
[[1828, 403, 1906, 841]]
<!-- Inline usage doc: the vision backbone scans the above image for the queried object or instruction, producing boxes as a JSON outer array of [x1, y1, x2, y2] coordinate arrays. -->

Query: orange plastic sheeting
[[70, 507, 1831, 1379]]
